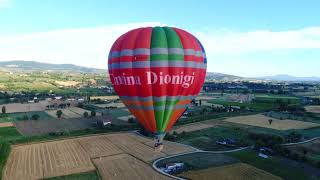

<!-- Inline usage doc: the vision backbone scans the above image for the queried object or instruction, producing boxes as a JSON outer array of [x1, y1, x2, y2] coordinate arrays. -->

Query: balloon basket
[[154, 132, 166, 152]]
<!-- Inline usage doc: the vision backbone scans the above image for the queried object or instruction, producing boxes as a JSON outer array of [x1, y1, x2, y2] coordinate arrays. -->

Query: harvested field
[[224, 114, 320, 130], [0, 122, 13, 127], [0, 101, 49, 113], [3, 140, 95, 180], [55, 80, 80, 87], [179, 163, 282, 180], [3, 133, 193, 180], [305, 105, 320, 114], [106, 133, 166, 162], [45, 107, 98, 119], [90, 95, 119, 100], [93, 154, 172, 180], [172, 122, 217, 134], [144, 141, 195, 155], [78, 136, 123, 158]]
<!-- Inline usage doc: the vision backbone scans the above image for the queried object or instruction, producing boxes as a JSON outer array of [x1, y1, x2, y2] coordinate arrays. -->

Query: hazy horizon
[[0, 0, 319, 77]]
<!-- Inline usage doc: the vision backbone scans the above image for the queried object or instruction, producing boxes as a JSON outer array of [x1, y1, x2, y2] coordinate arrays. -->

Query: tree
[[83, 111, 89, 118], [31, 114, 40, 120], [91, 110, 96, 117], [2, 106, 6, 114], [56, 110, 63, 118], [268, 119, 273, 125], [128, 117, 134, 123]]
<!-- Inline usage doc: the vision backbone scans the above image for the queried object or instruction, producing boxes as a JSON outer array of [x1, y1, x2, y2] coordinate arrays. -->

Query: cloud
[[195, 27, 320, 56], [0, 0, 10, 8], [0, 22, 165, 69], [1, 23, 320, 75]]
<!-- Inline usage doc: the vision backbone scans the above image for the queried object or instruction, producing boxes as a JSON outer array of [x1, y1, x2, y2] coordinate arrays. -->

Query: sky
[[0, 0, 320, 77]]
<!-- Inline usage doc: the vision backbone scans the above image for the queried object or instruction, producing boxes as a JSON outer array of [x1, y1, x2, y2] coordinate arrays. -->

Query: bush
[[31, 114, 40, 120], [22, 115, 29, 120], [91, 110, 96, 117], [56, 110, 63, 118], [128, 117, 135, 123], [83, 111, 89, 118]]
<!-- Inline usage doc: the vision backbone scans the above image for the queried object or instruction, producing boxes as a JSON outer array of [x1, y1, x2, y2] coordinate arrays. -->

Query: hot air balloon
[[108, 26, 207, 150]]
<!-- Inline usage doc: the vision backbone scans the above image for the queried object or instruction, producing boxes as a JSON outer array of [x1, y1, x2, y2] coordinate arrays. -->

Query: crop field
[[0, 101, 49, 113], [305, 105, 320, 114], [92, 154, 172, 180], [14, 117, 99, 135], [106, 133, 166, 162], [3, 140, 95, 180], [0, 122, 13, 127], [287, 139, 320, 163], [224, 114, 320, 130], [179, 163, 282, 180], [3, 133, 193, 180], [77, 136, 124, 158], [45, 107, 101, 119], [90, 95, 119, 100], [55, 80, 80, 87], [172, 121, 218, 134]]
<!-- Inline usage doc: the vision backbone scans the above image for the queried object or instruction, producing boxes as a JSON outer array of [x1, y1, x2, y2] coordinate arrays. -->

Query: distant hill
[[0, 60, 105, 73], [206, 72, 252, 82], [258, 74, 320, 82]]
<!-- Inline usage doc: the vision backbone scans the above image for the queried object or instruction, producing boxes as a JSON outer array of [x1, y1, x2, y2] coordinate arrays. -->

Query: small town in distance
[[0, 61, 319, 180]]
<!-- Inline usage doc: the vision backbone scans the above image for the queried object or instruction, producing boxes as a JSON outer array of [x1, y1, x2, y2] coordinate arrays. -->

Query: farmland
[[93, 154, 172, 180], [228, 150, 318, 180], [171, 120, 219, 134], [2, 133, 194, 180], [224, 114, 320, 130], [305, 105, 320, 114], [0, 122, 13, 128], [0, 101, 49, 113], [45, 107, 99, 119], [179, 163, 282, 180]]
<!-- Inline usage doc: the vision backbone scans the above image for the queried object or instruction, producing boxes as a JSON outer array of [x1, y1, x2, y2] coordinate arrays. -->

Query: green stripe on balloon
[[161, 27, 183, 131], [151, 27, 168, 131], [163, 27, 184, 61]]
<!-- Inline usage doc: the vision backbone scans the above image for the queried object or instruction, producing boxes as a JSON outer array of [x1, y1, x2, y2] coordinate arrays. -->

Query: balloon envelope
[[108, 26, 207, 134]]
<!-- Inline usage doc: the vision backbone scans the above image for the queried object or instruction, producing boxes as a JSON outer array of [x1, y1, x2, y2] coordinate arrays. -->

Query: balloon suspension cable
[[154, 132, 166, 152]]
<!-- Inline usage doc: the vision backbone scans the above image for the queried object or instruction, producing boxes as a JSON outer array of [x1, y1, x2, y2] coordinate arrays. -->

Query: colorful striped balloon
[[108, 26, 207, 136]]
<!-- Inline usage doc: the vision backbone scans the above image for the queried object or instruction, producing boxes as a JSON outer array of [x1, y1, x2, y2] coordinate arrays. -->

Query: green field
[[228, 150, 309, 180], [0, 141, 11, 180], [208, 99, 275, 111], [156, 152, 239, 170], [175, 125, 253, 151], [208, 94, 301, 111], [44, 171, 99, 180]]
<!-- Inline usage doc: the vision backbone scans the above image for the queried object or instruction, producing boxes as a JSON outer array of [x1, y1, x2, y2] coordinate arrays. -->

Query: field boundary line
[[282, 137, 320, 146], [11, 130, 136, 147]]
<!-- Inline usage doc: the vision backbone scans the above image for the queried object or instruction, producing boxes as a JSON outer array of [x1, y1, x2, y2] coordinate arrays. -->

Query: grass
[[175, 125, 253, 151], [8, 111, 55, 121], [0, 140, 11, 180], [0, 127, 23, 142], [44, 171, 99, 180], [155, 152, 239, 170], [228, 150, 309, 180], [208, 99, 275, 111], [0, 117, 12, 123]]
